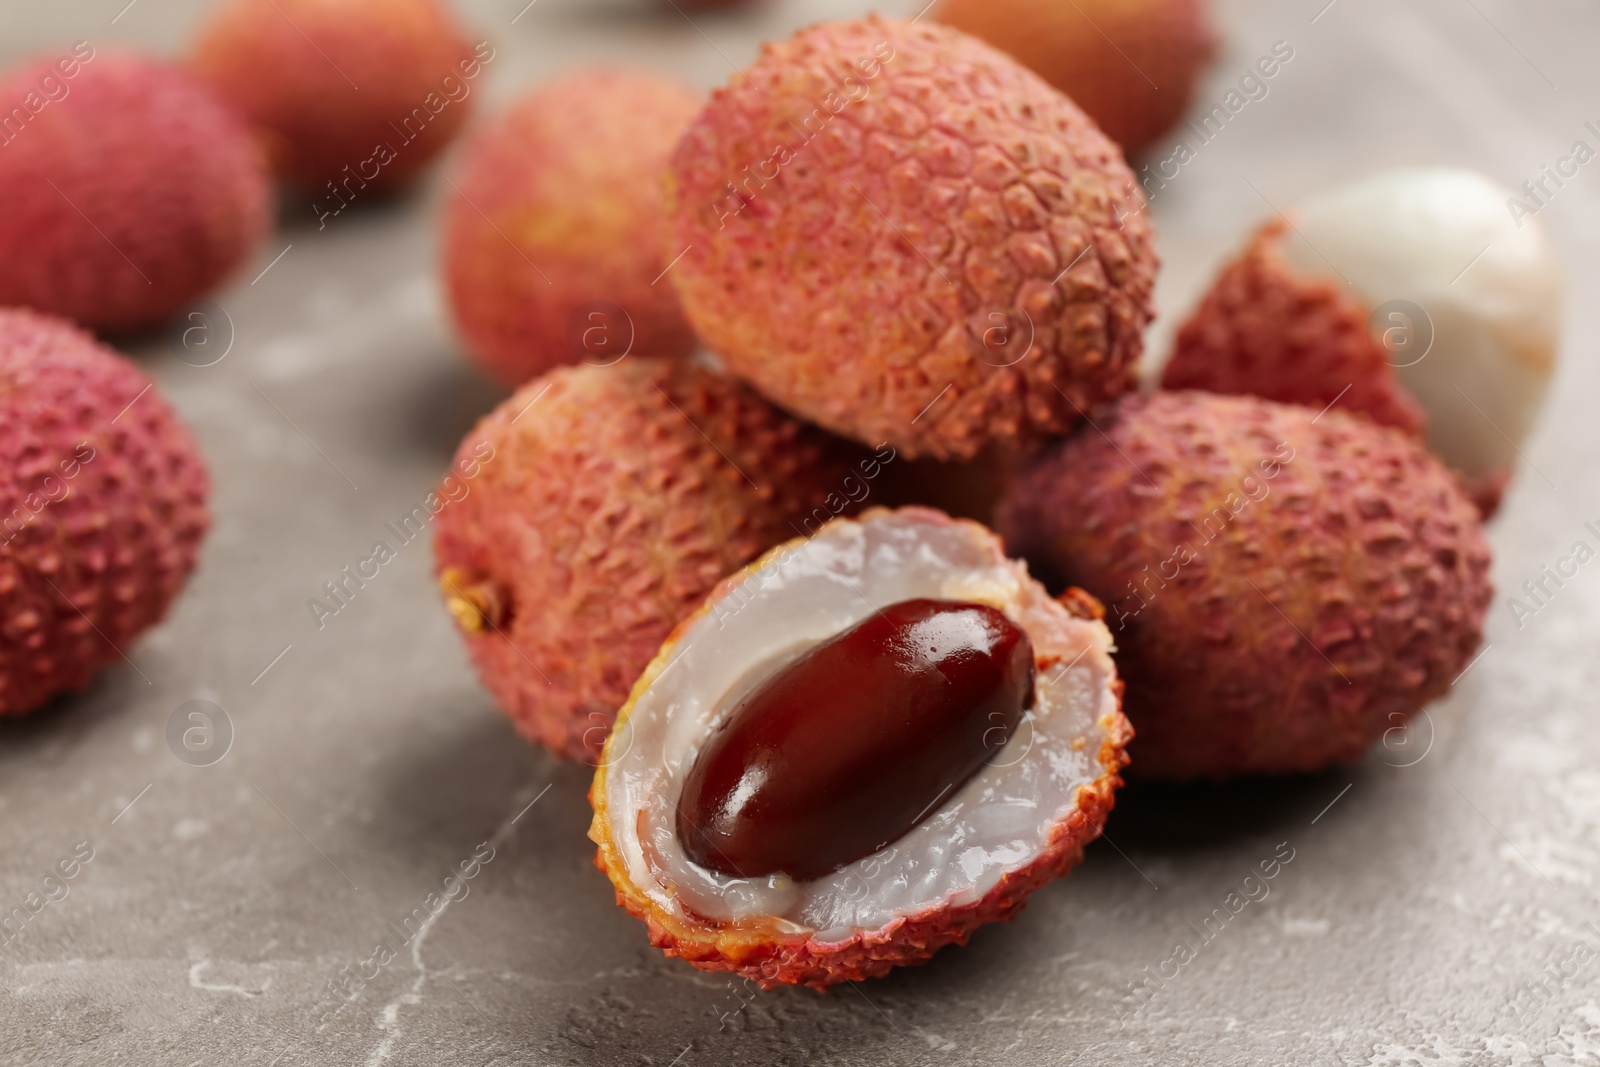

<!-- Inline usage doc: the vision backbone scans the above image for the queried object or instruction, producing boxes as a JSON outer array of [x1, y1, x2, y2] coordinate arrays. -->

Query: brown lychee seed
[[676, 598, 1034, 881], [590, 507, 1130, 989], [998, 391, 1493, 780], [431, 358, 865, 762]]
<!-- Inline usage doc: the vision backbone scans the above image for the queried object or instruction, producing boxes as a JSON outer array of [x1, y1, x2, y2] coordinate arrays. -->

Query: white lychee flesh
[[597, 509, 1122, 941], [1276, 167, 1561, 479]]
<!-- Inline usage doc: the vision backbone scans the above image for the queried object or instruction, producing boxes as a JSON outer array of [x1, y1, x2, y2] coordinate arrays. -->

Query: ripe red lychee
[[998, 391, 1492, 780], [934, 0, 1217, 158], [1162, 168, 1561, 516], [0, 309, 210, 715], [443, 68, 702, 386], [432, 359, 865, 761], [665, 16, 1156, 461], [192, 0, 482, 192], [0, 49, 270, 333], [591, 508, 1130, 988]]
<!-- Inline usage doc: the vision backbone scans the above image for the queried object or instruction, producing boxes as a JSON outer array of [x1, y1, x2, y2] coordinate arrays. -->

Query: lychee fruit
[[433, 359, 870, 761], [0, 309, 210, 715], [192, 0, 482, 192], [933, 0, 1217, 158], [1162, 168, 1562, 515], [443, 68, 702, 386], [0, 49, 270, 333], [590, 507, 1129, 988], [997, 391, 1492, 780], [665, 16, 1156, 461]]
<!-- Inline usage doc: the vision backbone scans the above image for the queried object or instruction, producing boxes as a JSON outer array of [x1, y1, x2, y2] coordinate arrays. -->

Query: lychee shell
[[934, 0, 1217, 157], [0, 309, 210, 715], [0, 50, 270, 333], [431, 359, 862, 760], [192, 0, 478, 190], [444, 68, 702, 386], [998, 391, 1492, 779], [1162, 218, 1428, 437], [666, 15, 1156, 460], [589, 508, 1131, 989]]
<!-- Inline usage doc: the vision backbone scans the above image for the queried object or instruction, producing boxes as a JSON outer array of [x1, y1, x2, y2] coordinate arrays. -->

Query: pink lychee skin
[[998, 391, 1492, 779], [1162, 218, 1428, 437], [0, 309, 210, 715], [431, 359, 863, 761], [0, 50, 271, 334], [443, 68, 703, 386], [666, 16, 1156, 460]]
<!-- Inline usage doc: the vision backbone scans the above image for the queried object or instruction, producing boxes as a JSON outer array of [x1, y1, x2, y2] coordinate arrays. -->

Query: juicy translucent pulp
[[601, 511, 1120, 939]]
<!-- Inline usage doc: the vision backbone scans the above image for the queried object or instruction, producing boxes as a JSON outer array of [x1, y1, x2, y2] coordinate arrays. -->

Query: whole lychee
[[665, 16, 1156, 461], [591, 507, 1130, 988], [433, 359, 867, 761], [443, 68, 702, 386], [934, 0, 1217, 157], [192, 0, 481, 192], [0, 49, 270, 334], [998, 391, 1492, 780], [0, 309, 210, 715], [1162, 168, 1562, 515]]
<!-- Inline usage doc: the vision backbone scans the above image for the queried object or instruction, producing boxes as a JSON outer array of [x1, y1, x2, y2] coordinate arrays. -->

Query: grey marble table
[[3, 0, 1599, 1064]]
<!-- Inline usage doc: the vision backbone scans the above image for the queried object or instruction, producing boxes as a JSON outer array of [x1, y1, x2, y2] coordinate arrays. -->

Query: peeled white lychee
[[1282, 167, 1560, 481], [1165, 167, 1562, 511]]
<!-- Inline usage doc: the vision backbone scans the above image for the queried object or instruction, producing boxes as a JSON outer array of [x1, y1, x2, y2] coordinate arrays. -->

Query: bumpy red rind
[[431, 359, 862, 761], [0, 309, 210, 714], [666, 16, 1156, 460], [590, 507, 1131, 989], [998, 392, 1492, 780], [1161, 219, 1427, 437], [0, 50, 270, 333]]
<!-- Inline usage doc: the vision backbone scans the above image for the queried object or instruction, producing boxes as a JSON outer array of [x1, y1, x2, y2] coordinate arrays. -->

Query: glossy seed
[[675, 598, 1034, 881]]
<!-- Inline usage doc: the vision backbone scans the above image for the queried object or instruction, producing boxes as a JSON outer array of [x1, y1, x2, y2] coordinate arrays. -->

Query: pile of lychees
[[0, 0, 1559, 993]]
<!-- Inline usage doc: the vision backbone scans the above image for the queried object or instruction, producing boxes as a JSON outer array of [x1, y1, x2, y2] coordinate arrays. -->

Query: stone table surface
[[3, 1, 1600, 1065]]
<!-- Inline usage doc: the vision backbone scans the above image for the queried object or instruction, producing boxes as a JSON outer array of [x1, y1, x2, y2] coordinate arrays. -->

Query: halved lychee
[[588, 507, 1130, 989]]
